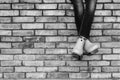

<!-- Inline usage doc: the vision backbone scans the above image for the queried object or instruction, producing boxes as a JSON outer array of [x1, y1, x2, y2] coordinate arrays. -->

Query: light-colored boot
[[84, 39, 99, 54], [72, 36, 86, 56]]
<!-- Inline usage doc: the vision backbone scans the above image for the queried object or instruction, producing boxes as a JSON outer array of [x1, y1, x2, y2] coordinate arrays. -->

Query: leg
[[71, 0, 84, 35], [80, 0, 97, 39], [82, 0, 99, 54]]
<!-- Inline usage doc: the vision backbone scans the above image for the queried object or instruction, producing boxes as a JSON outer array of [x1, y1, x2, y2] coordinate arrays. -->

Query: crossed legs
[[71, 0, 97, 39], [71, 0, 99, 57]]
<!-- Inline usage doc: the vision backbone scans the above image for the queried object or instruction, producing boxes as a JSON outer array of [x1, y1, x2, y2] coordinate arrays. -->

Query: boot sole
[[90, 48, 98, 54], [72, 53, 83, 60], [87, 45, 99, 54]]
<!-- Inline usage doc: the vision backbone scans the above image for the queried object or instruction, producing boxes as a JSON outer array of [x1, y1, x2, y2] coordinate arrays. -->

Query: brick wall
[[0, 0, 119, 80]]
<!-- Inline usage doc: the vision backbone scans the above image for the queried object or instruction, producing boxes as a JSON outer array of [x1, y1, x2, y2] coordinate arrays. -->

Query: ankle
[[79, 36, 87, 40]]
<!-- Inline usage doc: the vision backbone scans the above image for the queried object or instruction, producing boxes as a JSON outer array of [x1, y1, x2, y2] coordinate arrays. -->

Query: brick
[[36, 4, 57, 9], [102, 67, 120, 72], [14, 55, 35, 60], [80, 67, 101, 72], [35, 55, 62, 60], [59, 67, 79, 72], [15, 67, 36, 72], [46, 36, 67, 42], [90, 36, 112, 42], [102, 42, 120, 48], [45, 23, 66, 29], [113, 0, 120, 2], [12, 42, 34, 48], [13, 17, 34, 22], [0, 17, 11, 23], [0, 0, 19, 3], [69, 73, 90, 78], [103, 55, 120, 60], [113, 23, 120, 29], [1, 49, 22, 54], [36, 17, 57, 22], [0, 43, 11, 48], [26, 73, 46, 79], [35, 30, 57, 35], [20, 0, 42, 3], [37, 67, 58, 72], [97, 0, 112, 3], [46, 49, 67, 54], [91, 73, 111, 78], [23, 36, 45, 42], [1, 61, 21, 66], [58, 4, 73, 9], [0, 10, 19, 16], [96, 4, 103, 9], [23, 49, 44, 54], [12, 4, 34, 9], [94, 17, 103, 22], [58, 17, 74, 22], [63, 55, 78, 61], [90, 30, 102, 36], [23, 61, 43, 66], [22, 23, 43, 29], [56, 43, 74, 48], [0, 4, 11, 9], [104, 4, 120, 9], [58, 30, 77, 36], [97, 48, 112, 54], [111, 61, 120, 66], [112, 36, 120, 41], [112, 73, 120, 78], [47, 73, 68, 79], [113, 48, 120, 53], [0, 55, 13, 60], [66, 10, 74, 16], [43, 0, 65, 3], [82, 55, 102, 60], [4, 73, 25, 79], [13, 30, 34, 36], [67, 36, 78, 42], [95, 10, 111, 16], [45, 61, 65, 66], [0, 24, 21, 29], [43, 10, 65, 16], [89, 61, 110, 66], [92, 23, 112, 29], [104, 17, 116, 22], [103, 30, 120, 35], [66, 61, 87, 66], [113, 11, 120, 16], [0, 67, 13, 72], [1, 37, 22, 42], [34, 43, 55, 48], [0, 30, 11, 36], [20, 10, 42, 16]]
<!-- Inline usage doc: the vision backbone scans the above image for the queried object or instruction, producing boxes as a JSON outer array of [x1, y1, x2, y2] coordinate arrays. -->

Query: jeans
[[71, 0, 97, 39]]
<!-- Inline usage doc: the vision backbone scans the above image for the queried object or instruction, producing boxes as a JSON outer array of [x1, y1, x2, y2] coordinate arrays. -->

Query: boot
[[72, 36, 86, 56], [84, 39, 99, 54]]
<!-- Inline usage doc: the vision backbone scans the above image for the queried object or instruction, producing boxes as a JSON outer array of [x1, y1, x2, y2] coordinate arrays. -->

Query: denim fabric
[[71, 0, 97, 39]]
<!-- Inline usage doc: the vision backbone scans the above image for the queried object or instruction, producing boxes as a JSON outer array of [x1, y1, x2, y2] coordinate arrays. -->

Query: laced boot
[[84, 39, 99, 54], [72, 36, 86, 56]]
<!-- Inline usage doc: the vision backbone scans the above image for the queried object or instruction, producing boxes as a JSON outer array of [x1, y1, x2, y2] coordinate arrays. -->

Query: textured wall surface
[[0, 0, 120, 80]]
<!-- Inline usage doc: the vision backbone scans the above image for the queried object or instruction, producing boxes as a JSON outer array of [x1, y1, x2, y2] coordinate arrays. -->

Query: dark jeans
[[71, 0, 97, 39]]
